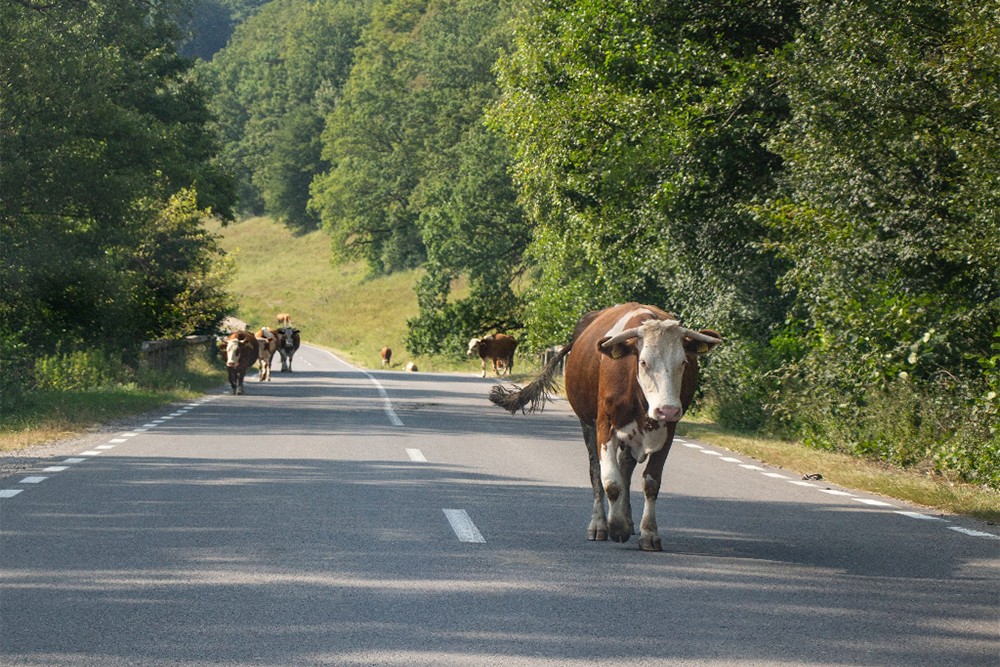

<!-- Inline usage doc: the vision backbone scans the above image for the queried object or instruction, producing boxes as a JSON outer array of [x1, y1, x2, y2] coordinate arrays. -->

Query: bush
[[33, 349, 133, 391]]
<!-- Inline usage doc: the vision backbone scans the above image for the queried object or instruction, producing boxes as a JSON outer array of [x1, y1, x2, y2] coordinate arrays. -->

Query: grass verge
[[677, 418, 1000, 524], [1, 356, 225, 453]]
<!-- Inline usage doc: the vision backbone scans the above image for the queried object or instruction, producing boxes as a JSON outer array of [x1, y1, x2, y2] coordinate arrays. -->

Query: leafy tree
[[488, 0, 799, 351], [764, 0, 1000, 398], [179, 0, 270, 61], [0, 0, 237, 355]]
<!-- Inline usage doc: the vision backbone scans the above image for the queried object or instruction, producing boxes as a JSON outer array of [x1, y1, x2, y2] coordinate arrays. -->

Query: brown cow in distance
[[467, 334, 517, 377], [218, 331, 260, 395], [381, 347, 392, 367], [490, 303, 721, 551]]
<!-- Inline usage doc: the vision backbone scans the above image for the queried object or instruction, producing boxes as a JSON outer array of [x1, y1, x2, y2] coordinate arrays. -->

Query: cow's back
[[564, 303, 671, 425]]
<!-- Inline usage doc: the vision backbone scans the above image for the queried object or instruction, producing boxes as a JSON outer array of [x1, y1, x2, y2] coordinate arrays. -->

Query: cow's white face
[[466, 338, 481, 357], [279, 326, 294, 348], [602, 319, 720, 423], [634, 322, 691, 423], [225, 338, 241, 366]]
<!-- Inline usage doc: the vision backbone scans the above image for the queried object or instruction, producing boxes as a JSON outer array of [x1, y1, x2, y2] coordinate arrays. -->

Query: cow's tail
[[489, 343, 572, 415]]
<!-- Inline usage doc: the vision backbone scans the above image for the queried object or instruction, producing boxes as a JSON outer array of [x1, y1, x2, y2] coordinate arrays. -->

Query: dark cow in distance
[[276, 313, 301, 372], [467, 334, 517, 377], [219, 331, 260, 395], [381, 347, 392, 367], [490, 303, 721, 551]]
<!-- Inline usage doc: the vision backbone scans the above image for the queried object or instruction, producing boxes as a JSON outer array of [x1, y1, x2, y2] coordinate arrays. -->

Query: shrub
[[33, 349, 133, 391]]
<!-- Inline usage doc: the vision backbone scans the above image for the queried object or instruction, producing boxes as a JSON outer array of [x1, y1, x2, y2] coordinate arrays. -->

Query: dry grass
[[678, 419, 1000, 523]]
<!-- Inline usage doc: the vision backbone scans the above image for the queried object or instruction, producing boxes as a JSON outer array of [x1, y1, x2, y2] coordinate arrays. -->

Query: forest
[[2, 0, 997, 488]]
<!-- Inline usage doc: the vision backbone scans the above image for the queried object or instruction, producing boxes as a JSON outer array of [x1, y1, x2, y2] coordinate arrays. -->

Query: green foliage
[[489, 0, 799, 348], [204, 0, 366, 223], [33, 350, 131, 392], [1, 0, 238, 359], [179, 0, 271, 61]]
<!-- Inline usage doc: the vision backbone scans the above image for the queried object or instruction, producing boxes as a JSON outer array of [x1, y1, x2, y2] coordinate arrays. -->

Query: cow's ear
[[684, 330, 722, 355], [597, 336, 631, 359]]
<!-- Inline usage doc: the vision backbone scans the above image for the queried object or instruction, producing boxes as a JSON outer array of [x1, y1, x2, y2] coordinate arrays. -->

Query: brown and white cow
[[218, 331, 260, 395], [381, 347, 392, 367], [490, 303, 721, 551], [467, 333, 517, 377], [254, 328, 281, 381], [275, 314, 301, 372]]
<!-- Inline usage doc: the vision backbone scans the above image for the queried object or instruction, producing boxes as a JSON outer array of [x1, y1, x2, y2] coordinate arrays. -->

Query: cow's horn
[[601, 327, 643, 348], [680, 328, 722, 344]]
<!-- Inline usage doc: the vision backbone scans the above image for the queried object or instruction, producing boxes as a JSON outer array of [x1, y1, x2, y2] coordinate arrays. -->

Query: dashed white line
[[62, 458, 86, 463], [96, 445, 115, 450], [949, 526, 1000, 539], [740, 464, 765, 471], [853, 498, 894, 507], [789, 481, 817, 487], [700, 450, 723, 456], [109, 439, 127, 443], [443, 509, 486, 543], [42, 466, 68, 472], [819, 489, 855, 497], [681, 443, 702, 449], [720, 457, 742, 463], [19, 477, 47, 484], [79, 451, 103, 456], [405, 448, 427, 462], [141, 423, 157, 428], [895, 511, 945, 521], [120, 433, 138, 437], [762, 472, 790, 479], [0, 490, 23, 498]]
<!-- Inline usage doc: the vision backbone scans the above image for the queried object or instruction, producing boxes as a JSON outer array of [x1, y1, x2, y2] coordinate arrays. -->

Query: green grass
[[207, 216, 483, 373], [1, 354, 226, 452]]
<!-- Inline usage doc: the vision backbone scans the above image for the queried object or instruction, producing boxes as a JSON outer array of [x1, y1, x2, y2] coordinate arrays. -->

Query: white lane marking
[[699, 450, 723, 456], [151, 420, 164, 424], [406, 448, 427, 462], [62, 458, 86, 463], [740, 464, 765, 471], [142, 423, 157, 428], [79, 451, 102, 456], [161, 416, 174, 419], [819, 489, 855, 497], [315, 347, 403, 426], [762, 472, 790, 479], [443, 509, 486, 543], [789, 481, 817, 487], [949, 526, 1000, 539], [169, 412, 183, 416], [895, 511, 945, 521], [109, 439, 127, 443], [853, 498, 894, 507], [0, 490, 23, 498], [681, 443, 702, 449], [20, 477, 47, 484], [42, 466, 68, 472], [120, 433, 137, 437], [134, 428, 149, 432], [96, 445, 115, 450], [720, 457, 742, 463]]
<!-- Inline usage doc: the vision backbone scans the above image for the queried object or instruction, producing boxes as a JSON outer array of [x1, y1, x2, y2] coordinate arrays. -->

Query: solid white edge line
[[895, 511, 945, 521], [314, 347, 404, 427], [443, 509, 486, 543], [853, 498, 894, 507]]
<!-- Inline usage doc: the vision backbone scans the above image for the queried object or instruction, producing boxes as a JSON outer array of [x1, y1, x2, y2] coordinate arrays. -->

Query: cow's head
[[466, 338, 481, 357], [224, 336, 242, 367], [279, 326, 295, 349], [598, 320, 721, 423]]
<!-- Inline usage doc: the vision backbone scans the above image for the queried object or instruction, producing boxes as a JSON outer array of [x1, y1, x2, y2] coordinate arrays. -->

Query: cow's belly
[[613, 421, 671, 462]]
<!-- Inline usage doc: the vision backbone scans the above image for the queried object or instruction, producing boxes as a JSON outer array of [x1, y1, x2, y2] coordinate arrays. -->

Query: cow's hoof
[[587, 528, 608, 541], [638, 535, 662, 552], [609, 520, 631, 543]]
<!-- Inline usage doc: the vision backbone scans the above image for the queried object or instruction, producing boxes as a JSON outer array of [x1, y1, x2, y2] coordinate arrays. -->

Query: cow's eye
[[640, 359, 648, 368]]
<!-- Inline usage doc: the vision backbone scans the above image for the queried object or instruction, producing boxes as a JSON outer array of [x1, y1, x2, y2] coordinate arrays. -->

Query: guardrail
[[140, 334, 217, 372]]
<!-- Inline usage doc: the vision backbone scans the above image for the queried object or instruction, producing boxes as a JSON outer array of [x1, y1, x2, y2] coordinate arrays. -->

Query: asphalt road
[[1, 345, 998, 666]]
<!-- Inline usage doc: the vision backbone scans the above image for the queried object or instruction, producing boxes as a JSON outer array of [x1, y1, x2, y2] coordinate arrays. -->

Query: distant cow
[[490, 303, 721, 551], [381, 347, 392, 367], [405, 362, 418, 372], [254, 328, 280, 381], [218, 331, 260, 395], [275, 314, 301, 372], [467, 334, 517, 378]]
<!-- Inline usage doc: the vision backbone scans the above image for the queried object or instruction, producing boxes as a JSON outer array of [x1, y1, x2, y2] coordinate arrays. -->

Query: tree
[[488, 0, 799, 350]]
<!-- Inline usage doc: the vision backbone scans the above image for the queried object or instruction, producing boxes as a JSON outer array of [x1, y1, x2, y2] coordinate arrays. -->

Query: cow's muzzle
[[654, 406, 682, 423]]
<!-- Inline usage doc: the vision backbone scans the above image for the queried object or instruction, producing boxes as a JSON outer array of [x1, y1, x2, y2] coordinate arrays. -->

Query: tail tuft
[[487, 344, 570, 415]]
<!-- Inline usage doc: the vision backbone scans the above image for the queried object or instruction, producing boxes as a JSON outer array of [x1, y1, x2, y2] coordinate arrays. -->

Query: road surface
[[2, 345, 997, 666]]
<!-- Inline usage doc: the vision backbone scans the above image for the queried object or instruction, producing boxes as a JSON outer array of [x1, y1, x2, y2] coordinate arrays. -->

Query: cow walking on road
[[467, 334, 517, 377], [255, 328, 280, 381], [276, 314, 301, 372], [490, 303, 721, 551], [219, 331, 260, 395]]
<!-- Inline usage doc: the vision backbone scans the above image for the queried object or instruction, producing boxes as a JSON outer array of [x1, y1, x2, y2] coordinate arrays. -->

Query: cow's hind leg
[[582, 422, 608, 541]]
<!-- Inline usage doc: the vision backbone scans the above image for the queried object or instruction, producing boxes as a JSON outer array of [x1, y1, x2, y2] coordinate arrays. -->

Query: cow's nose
[[654, 406, 682, 422]]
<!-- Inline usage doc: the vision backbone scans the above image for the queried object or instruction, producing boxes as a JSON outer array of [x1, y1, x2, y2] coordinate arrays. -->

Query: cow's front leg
[[228, 368, 238, 394], [618, 446, 638, 536], [236, 370, 245, 395], [598, 427, 631, 543], [637, 434, 674, 552], [581, 422, 608, 540]]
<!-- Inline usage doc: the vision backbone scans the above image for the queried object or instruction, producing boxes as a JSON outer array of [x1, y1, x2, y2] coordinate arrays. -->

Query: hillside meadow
[[206, 216, 498, 374]]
